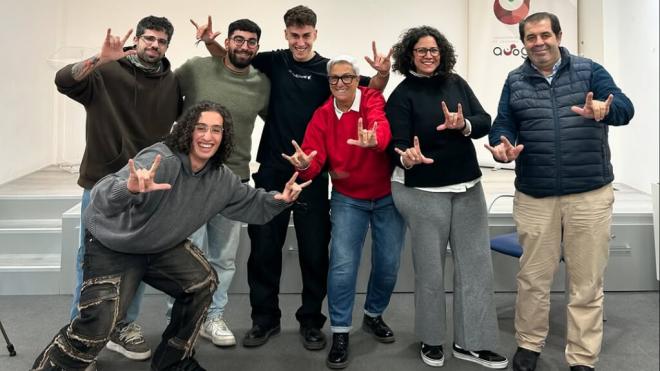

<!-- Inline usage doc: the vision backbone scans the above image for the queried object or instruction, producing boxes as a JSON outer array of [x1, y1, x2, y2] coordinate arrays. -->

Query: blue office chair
[[488, 195, 522, 258], [487, 194, 606, 321]]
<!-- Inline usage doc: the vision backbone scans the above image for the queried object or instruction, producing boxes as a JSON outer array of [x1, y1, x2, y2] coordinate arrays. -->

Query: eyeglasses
[[328, 74, 358, 85], [413, 47, 440, 56], [194, 123, 224, 135], [231, 36, 259, 48], [140, 35, 169, 47]]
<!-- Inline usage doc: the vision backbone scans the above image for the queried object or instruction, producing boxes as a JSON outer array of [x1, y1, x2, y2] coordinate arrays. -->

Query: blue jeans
[[70, 189, 145, 322], [166, 213, 241, 320], [34, 231, 217, 371], [327, 190, 406, 333]]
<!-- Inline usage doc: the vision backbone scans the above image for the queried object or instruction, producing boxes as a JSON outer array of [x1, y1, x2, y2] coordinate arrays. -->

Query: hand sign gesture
[[190, 16, 221, 45], [282, 140, 317, 170], [484, 136, 524, 163], [274, 172, 312, 203], [571, 92, 614, 122], [100, 28, 136, 63], [127, 155, 172, 193], [394, 136, 435, 169], [365, 41, 393, 77], [436, 101, 465, 131], [347, 118, 378, 148]]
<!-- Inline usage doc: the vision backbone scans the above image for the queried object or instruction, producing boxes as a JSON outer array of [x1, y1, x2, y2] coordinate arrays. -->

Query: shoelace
[[209, 318, 229, 332], [119, 323, 145, 344]]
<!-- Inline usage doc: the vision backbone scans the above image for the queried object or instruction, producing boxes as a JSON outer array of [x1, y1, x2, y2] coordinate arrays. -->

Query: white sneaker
[[200, 317, 236, 346]]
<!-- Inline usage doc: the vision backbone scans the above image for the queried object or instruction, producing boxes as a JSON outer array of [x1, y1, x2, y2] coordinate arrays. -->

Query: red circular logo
[[493, 0, 531, 25]]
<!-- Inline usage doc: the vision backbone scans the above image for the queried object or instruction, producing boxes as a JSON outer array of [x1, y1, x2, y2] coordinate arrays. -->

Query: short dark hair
[[283, 5, 317, 27], [228, 18, 262, 41], [518, 12, 562, 41], [164, 101, 234, 169], [136, 16, 174, 42], [392, 26, 456, 77]]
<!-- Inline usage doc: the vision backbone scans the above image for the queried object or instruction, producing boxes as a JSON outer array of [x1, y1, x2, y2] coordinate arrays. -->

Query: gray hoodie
[[85, 142, 289, 254]]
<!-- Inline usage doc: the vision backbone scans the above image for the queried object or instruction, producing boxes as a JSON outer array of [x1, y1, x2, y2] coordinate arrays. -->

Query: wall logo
[[493, 0, 530, 25], [493, 43, 528, 58]]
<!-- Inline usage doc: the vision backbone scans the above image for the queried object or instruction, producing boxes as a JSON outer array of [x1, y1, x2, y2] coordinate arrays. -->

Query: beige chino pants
[[513, 184, 614, 367]]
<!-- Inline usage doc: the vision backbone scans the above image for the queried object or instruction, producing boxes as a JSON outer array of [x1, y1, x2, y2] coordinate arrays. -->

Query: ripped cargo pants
[[32, 230, 218, 371]]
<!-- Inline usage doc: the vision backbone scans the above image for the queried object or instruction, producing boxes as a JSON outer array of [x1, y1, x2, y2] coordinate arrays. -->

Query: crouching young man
[[32, 101, 309, 371]]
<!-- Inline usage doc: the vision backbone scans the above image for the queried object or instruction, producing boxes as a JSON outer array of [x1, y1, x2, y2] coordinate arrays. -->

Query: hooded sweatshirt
[[55, 51, 182, 189]]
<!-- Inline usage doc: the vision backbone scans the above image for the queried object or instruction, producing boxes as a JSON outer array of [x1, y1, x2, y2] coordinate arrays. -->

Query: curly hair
[[164, 101, 234, 169], [392, 26, 456, 77]]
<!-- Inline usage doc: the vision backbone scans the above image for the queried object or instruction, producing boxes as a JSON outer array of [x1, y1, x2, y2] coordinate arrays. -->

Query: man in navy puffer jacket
[[486, 11, 634, 371]]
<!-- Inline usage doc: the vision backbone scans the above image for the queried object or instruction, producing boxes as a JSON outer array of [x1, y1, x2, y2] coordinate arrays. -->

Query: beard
[[227, 49, 254, 69], [137, 46, 163, 65]]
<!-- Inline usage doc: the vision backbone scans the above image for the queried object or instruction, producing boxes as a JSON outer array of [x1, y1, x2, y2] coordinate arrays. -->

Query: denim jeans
[[70, 189, 145, 323], [33, 230, 217, 371], [166, 213, 241, 320], [327, 190, 406, 333]]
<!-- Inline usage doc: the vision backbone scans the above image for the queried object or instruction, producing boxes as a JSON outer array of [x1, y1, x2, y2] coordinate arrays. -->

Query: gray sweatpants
[[391, 181, 499, 349]]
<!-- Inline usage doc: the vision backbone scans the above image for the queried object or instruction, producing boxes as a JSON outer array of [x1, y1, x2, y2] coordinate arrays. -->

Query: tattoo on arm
[[71, 55, 100, 81]]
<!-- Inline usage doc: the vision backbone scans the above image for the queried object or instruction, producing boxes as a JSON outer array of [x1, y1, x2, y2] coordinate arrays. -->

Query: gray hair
[[326, 54, 360, 76]]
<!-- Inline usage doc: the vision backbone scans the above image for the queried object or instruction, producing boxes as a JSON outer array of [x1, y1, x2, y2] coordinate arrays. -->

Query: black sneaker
[[570, 366, 594, 371], [420, 343, 444, 367], [452, 343, 508, 369]]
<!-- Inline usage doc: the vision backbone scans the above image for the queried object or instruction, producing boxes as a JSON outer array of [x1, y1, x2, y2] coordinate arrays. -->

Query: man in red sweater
[[283, 55, 405, 370]]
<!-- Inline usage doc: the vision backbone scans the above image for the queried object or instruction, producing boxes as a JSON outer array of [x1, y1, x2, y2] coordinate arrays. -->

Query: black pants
[[247, 166, 330, 329], [32, 231, 217, 371]]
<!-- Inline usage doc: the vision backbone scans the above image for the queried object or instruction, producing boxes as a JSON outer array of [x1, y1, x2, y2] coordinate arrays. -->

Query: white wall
[[602, 0, 659, 194], [1, 0, 658, 193], [29, 0, 467, 183], [0, 1, 61, 185]]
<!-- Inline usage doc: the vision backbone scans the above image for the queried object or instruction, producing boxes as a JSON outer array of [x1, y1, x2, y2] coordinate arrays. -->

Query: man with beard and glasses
[[55, 15, 181, 365], [167, 18, 270, 348]]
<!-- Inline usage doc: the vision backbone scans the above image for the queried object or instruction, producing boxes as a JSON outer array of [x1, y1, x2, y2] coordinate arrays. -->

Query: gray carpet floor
[[0, 292, 657, 371]]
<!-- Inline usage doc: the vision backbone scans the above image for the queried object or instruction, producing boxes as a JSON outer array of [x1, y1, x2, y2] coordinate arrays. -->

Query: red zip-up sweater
[[299, 86, 392, 200]]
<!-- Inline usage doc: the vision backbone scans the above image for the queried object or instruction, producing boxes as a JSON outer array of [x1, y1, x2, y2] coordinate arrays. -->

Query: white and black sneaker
[[420, 343, 444, 367], [452, 343, 508, 369]]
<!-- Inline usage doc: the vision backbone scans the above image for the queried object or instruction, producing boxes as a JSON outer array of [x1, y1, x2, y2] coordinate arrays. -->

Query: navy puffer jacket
[[490, 47, 634, 197]]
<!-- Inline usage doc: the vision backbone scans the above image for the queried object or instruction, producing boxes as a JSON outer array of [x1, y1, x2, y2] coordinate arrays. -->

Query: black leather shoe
[[570, 366, 594, 371], [326, 333, 349, 369], [512, 347, 540, 371], [300, 326, 327, 350], [161, 356, 206, 371], [361, 314, 395, 343], [242, 324, 280, 347]]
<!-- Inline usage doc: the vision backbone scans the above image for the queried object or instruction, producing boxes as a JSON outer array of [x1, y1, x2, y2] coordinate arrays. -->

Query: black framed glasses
[[413, 47, 440, 56], [194, 123, 224, 135], [140, 35, 169, 47], [231, 36, 258, 48], [328, 74, 358, 85]]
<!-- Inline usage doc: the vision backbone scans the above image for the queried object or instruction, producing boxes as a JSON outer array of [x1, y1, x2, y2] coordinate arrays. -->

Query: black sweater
[[386, 73, 490, 187]]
